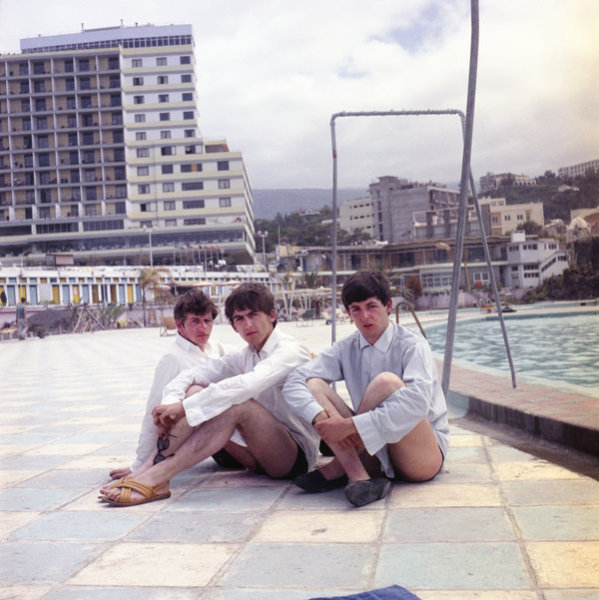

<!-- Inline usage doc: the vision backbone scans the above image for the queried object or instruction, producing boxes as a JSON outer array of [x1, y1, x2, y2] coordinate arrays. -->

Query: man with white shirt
[[101, 283, 318, 506], [283, 270, 449, 507], [107, 288, 230, 482]]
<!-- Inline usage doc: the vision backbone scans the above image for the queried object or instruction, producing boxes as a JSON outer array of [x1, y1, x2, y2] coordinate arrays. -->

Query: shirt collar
[[359, 321, 394, 352], [253, 326, 280, 358], [176, 333, 209, 355]]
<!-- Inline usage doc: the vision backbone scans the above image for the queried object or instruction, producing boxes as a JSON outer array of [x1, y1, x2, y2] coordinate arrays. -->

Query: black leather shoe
[[294, 469, 348, 493], [344, 477, 391, 507]]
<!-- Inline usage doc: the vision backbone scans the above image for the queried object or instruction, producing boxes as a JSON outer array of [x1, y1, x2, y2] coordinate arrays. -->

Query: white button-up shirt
[[162, 327, 320, 468], [283, 322, 450, 477], [131, 334, 227, 470]]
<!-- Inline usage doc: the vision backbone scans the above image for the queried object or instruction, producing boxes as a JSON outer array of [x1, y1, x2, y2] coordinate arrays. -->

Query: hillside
[[252, 188, 367, 219]]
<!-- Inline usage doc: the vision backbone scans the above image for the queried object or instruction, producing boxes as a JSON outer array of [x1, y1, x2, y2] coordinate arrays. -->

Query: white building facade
[[0, 24, 255, 267]]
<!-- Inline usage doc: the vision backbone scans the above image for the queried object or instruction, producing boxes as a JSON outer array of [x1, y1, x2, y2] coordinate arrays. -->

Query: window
[[159, 112, 170, 121], [108, 56, 119, 70], [164, 218, 177, 227], [35, 98, 47, 111], [82, 132, 94, 145], [110, 94, 122, 107], [140, 202, 156, 212], [79, 59, 90, 71], [34, 80, 45, 92], [135, 132, 147, 141], [182, 92, 193, 101], [70, 169, 80, 183], [181, 74, 192, 83], [217, 161, 229, 171], [36, 117, 48, 130], [180, 56, 191, 64], [184, 129, 195, 138], [161, 164, 174, 174], [84, 169, 95, 182], [137, 166, 149, 176], [164, 201, 175, 210], [83, 150, 95, 164], [134, 113, 145, 123], [183, 111, 194, 120], [138, 184, 150, 194], [109, 75, 120, 88], [181, 163, 202, 173], [156, 57, 167, 66], [162, 182, 174, 192], [133, 77, 144, 86], [79, 77, 91, 90], [185, 145, 196, 155], [134, 95, 144, 105], [158, 94, 169, 103], [136, 148, 150, 158], [64, 59, 74, 72], [81, 96, 92, 109], [113, 130, 124, 143], [69, 151, 79, 165], [218, 179, 230, 189], [161, 146, 174, 156], [219, 197, 232, 208], [157, 75, 168, 84], [85, 187, 97, 200], [38, 153, 50, 167], [160, 130, 171, 139], [183, 199, 205, 208], [111, 112, 123, 125], [182, 182, 203, 191], [66, 96, 76, 109], [184, 218, 206, 225], [132, 59, 142, 68]]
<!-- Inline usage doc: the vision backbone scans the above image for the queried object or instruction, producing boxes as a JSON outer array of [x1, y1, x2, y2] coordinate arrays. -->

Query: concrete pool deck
[[1, 322, 598, 599]]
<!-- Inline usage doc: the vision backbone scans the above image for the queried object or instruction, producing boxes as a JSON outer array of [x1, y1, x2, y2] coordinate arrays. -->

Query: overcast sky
[[1, 0, 597, 190]]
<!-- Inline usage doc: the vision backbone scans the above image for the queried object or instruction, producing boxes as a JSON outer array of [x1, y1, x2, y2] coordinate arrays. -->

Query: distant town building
[[368, 176, 467, 243], [479, 172, 535, 192], [558, 159, 599, 179], [478, 197, 544, 235], [504, 231, 567, 291], [338, 196, 374, 236], [0, 24, 255, 267]]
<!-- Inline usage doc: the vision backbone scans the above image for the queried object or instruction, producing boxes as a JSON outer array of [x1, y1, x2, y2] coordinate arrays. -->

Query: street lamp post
[[143, 226, 153, 267], [257, 230, 267, 272]]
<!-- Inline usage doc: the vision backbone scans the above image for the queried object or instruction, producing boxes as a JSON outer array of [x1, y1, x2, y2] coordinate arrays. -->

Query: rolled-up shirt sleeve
[[353, 339, 436, 455], [166, 333, 311, 427]]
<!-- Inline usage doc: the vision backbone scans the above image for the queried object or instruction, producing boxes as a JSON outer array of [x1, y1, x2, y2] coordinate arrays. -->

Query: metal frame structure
[[329, 0, 516, 396]]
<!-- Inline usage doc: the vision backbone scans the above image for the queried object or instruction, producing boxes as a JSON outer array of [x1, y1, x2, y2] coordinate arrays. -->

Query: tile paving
[[0, 321, 598, 599]]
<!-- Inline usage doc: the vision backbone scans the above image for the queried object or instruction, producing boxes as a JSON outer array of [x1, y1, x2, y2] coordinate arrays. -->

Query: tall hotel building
[[0, 24, 255, 266]]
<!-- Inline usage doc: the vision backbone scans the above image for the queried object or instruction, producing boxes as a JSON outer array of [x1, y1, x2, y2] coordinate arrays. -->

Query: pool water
[[425, 313, 599, 389]]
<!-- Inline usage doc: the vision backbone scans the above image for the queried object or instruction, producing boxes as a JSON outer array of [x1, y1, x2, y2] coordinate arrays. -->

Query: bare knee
[[362, 372, 404, 409]]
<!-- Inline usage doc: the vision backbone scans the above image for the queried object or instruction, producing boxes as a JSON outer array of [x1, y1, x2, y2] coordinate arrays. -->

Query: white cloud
[[1, 0, 597, 188]]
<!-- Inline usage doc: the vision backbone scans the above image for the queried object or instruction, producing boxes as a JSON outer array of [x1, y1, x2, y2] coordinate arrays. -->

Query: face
[[230, 307, 276, 351], [347, 296, 392, 345], [177, 312, 214, 350]]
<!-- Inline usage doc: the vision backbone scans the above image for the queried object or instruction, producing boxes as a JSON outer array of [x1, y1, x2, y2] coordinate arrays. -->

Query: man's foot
[[109, 466, 131, 480], [100, 478, 170, 507], [344, 477, 391, 507], [294, 469, 348, 493]]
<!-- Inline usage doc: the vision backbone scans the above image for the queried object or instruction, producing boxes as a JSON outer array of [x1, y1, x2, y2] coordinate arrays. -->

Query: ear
[[175, 319, 185, 336], [386, 299, 393, 315], [268, 309, 276, 324]]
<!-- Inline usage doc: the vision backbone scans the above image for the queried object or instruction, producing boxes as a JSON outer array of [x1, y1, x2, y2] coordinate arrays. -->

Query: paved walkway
[[1, 324, 598, 599]]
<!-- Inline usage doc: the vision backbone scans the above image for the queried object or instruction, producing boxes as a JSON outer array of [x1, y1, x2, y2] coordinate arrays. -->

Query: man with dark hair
[[100, 283, 318, 506], [106, 288, 228, 481], [283, 270, 449, 507]]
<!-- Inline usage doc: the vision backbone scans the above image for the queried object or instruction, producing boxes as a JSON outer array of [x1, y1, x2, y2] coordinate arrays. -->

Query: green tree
[[138, 267, 173, 326]]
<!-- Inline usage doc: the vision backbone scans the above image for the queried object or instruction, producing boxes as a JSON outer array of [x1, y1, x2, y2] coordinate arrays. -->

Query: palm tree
[[138, 267, 173, 326]]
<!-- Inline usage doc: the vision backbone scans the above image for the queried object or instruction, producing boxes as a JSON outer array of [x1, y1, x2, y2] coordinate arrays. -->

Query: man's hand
[[152, 402, 185, 435], [315, 410, 361, 450]]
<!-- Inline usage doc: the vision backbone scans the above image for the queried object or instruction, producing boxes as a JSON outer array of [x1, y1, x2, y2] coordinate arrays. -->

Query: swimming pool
[[425, 312, 599, 389]]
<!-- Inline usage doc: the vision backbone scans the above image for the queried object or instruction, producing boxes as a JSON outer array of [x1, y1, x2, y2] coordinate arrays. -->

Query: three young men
[[283, 270, 449, 507], [101, 283, 318, 506]]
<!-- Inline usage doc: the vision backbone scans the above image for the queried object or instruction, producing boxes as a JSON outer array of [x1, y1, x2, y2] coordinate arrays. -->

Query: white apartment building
[[479, 172, 535, 192], [478, 197, 544, 236], [504, 231, 567, 291], [0, 24, 255, 267], [558, 159, 599, 179], [338, 196, 374, 236]]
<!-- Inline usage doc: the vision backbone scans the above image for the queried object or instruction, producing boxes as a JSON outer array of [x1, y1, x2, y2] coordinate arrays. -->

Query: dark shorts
[[256, 447, 308, 480]]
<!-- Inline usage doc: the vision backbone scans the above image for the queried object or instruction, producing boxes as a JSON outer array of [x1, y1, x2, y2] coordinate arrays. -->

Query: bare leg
[[359, 372, 443, 482], [101, 399, 300, 504], [306, 378, 370, 482]]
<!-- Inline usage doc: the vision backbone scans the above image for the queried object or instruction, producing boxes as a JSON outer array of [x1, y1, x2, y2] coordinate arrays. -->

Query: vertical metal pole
[[330, 115, 339, 344], [442, 0, 479, 397]]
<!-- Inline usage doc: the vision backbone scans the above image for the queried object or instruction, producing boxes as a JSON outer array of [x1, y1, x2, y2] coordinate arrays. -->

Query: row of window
[[135, 128, 195, 141], [140, 197, 232, 211], [131, 56, 191, 68], [138, 179, 231, 194], [135, 143, 200, 158], [132, 107, 194, 121]]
